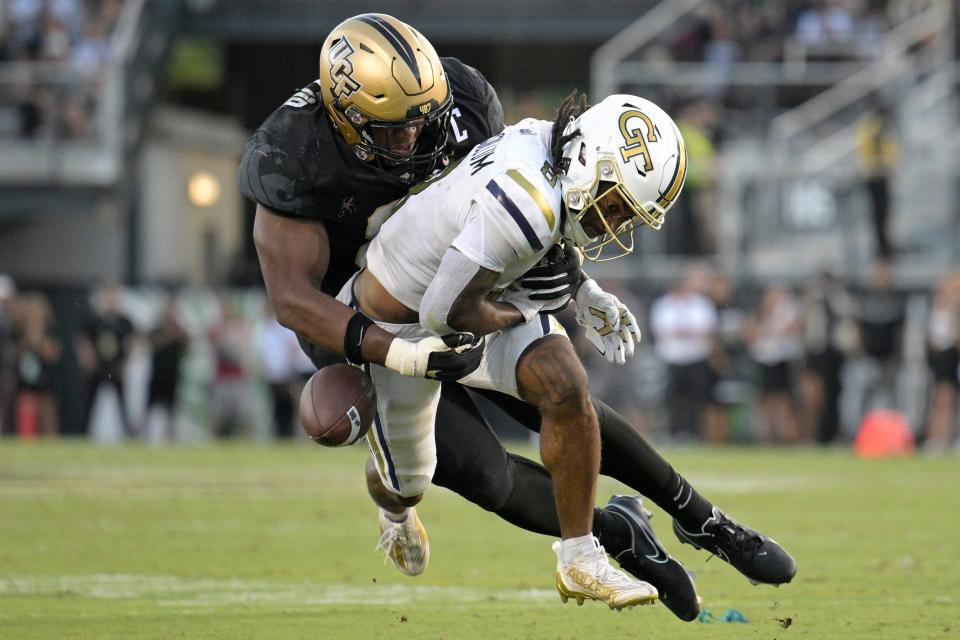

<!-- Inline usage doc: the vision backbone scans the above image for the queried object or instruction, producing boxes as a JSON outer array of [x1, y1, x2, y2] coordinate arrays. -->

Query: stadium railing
[[587, 0, 957, 285], [0, 0, 177, 188]]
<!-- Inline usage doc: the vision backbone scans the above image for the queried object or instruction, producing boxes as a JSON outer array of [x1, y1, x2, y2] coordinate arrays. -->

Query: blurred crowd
[[1, 266, 958, 454], [660, 0, 932, 66], [0, 0, 121, 139], [564, 260, 960, 454], [0, 278, 316, 444]]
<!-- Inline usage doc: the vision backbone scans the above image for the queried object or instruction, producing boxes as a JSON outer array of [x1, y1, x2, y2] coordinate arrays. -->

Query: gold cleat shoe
[[553, 539, 658, 610], [376, 508, 430, 577]]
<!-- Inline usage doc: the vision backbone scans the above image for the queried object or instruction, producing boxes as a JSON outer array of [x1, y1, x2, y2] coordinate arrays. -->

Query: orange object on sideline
[[15, 391, 40, 440], [853, 410, 915, 457]]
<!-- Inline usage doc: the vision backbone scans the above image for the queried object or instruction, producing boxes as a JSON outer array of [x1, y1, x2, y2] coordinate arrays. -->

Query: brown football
[[299, 364, 377, 447]]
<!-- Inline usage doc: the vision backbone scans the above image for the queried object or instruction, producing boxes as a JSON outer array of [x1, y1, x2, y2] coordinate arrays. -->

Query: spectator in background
[[38, 13, 70, 61], [667, 100, 718, 256], [0, 275, 17, 436], [801, 270, 858, 444], [255, 302, 301, 439], [922, 272, 960, 453], [703, 7, 741, 97], [650, 265, 719, 441], [76, 280, 136, 438], [746, 284, 803, 444], [794, 0, 855, 47], [71, 18, 109, 78], [856, 101, 899, 258], [12, 293, 61, 438], [0, 12, 13, 62], [703, 270, 745, 444], [855, 260, 907, 419], [209, 296, 253, 438], [143, 298, 189, 442]]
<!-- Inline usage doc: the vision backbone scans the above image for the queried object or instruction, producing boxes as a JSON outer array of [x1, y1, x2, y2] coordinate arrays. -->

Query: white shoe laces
[[375, 520, 406, 561], [584, 546, 635, 586], [566, 545, 648, 595]]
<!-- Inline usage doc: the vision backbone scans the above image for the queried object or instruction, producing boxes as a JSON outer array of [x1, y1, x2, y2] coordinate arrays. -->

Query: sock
[[560, 534, 598, 564], [381, 507, 410, 523], [592, 507, 633, 557], [668, 475, 717, 533], [593, 397, 715, 528], [492, 455, 563, 536]]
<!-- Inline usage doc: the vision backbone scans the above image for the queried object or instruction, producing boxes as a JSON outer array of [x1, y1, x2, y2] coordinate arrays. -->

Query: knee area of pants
[[457, 466, 514, 511], [398, 476, 431, 502]]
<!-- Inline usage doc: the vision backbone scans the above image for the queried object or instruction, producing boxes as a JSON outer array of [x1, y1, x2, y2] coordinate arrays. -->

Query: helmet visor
[[353, 95, 452, 183], [566, 155, 665, 261]]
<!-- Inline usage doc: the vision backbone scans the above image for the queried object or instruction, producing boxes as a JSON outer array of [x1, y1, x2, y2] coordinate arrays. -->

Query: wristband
[[344, 312, 374, 366], [384, 337, 419, 377]]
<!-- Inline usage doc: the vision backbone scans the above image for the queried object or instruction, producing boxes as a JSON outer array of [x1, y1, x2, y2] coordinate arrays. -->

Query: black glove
[[515, 242, 582, 315], [424, 332, 485, 382], [518, 242, 583, 303]]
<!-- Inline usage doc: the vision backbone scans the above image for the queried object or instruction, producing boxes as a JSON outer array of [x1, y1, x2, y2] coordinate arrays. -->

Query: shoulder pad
[[441, 57, 505, 157], [237, 130, 313, 214], [481, 168, 561, 257]]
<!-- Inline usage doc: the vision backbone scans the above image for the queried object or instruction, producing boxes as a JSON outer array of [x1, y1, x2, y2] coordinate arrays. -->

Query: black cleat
[[672, 507, 797, 586], [605, 495, 701, 622]]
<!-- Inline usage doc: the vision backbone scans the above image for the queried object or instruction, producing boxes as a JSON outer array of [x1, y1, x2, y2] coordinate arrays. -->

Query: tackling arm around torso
[[252, 204, 397, 365]]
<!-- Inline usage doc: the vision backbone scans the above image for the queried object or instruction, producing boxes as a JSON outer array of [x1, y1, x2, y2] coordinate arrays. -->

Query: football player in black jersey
[[238, 13, 795, 622]]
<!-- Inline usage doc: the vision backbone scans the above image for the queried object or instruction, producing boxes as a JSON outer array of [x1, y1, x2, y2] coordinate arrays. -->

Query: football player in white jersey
[[339, 93, 687, 609]]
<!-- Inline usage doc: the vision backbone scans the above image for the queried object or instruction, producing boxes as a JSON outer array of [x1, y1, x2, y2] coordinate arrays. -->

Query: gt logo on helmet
[[328, 37, 362, 100], [618, 110, 659, 172]]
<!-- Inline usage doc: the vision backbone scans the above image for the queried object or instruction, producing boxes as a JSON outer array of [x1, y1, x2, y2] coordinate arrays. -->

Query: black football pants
[[298, 339, 713, 537], [431, 383, 712, 536]]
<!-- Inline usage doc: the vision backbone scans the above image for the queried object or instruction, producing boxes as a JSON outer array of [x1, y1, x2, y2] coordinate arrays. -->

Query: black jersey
[[238, 57, 505, 296]]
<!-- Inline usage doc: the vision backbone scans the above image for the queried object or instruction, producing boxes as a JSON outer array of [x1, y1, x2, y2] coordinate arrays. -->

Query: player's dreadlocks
[[550, 89, 590, 173]]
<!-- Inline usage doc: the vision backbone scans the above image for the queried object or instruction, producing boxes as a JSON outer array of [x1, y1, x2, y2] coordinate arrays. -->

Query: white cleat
[[376, 508, 430, 577], [553, 538, 658, 610]]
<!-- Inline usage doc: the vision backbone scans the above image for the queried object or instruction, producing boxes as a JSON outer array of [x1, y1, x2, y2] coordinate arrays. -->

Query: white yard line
[[0, 574, 557, 607]]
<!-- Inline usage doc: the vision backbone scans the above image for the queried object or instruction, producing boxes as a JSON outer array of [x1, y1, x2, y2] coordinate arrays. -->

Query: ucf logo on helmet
[[328, 37, 362, 100]]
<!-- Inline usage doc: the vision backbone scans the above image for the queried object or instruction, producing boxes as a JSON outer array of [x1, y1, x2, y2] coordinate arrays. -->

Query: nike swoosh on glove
[[574, 279, 642, 365], [517, 242, 583, 312], [385, 333, 485, 381], [500, 285, 569, 323]]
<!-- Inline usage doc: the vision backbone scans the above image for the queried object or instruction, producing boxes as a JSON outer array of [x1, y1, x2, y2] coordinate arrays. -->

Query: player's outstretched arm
[[253, 204, 397, 365]]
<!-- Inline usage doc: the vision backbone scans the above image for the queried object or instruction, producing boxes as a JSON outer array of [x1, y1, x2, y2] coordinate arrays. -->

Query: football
[[299, 364, 377, 447]]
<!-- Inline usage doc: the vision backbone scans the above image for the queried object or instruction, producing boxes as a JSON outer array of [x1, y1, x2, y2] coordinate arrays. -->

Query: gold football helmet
[[319, 14, 452, 183]]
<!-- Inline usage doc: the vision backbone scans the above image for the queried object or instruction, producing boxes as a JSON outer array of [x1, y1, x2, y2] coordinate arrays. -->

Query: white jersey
[[365, 119, 563, 311]]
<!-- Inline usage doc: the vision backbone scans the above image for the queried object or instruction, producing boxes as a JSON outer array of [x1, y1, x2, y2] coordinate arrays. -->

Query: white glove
[[384, 333, 484, 381], [499, 285, 567, 323], [574, 279, 642, 365]]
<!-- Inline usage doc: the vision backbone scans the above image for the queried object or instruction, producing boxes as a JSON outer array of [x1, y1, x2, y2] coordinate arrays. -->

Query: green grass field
[[1, 441, 958, 639]]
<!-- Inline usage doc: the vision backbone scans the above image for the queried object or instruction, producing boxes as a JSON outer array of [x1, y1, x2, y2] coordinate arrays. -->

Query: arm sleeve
[[419, 248, 482, 336]]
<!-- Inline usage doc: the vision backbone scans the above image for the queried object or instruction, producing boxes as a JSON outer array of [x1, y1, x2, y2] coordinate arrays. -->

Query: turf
[[1, 441, 957, 639]]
